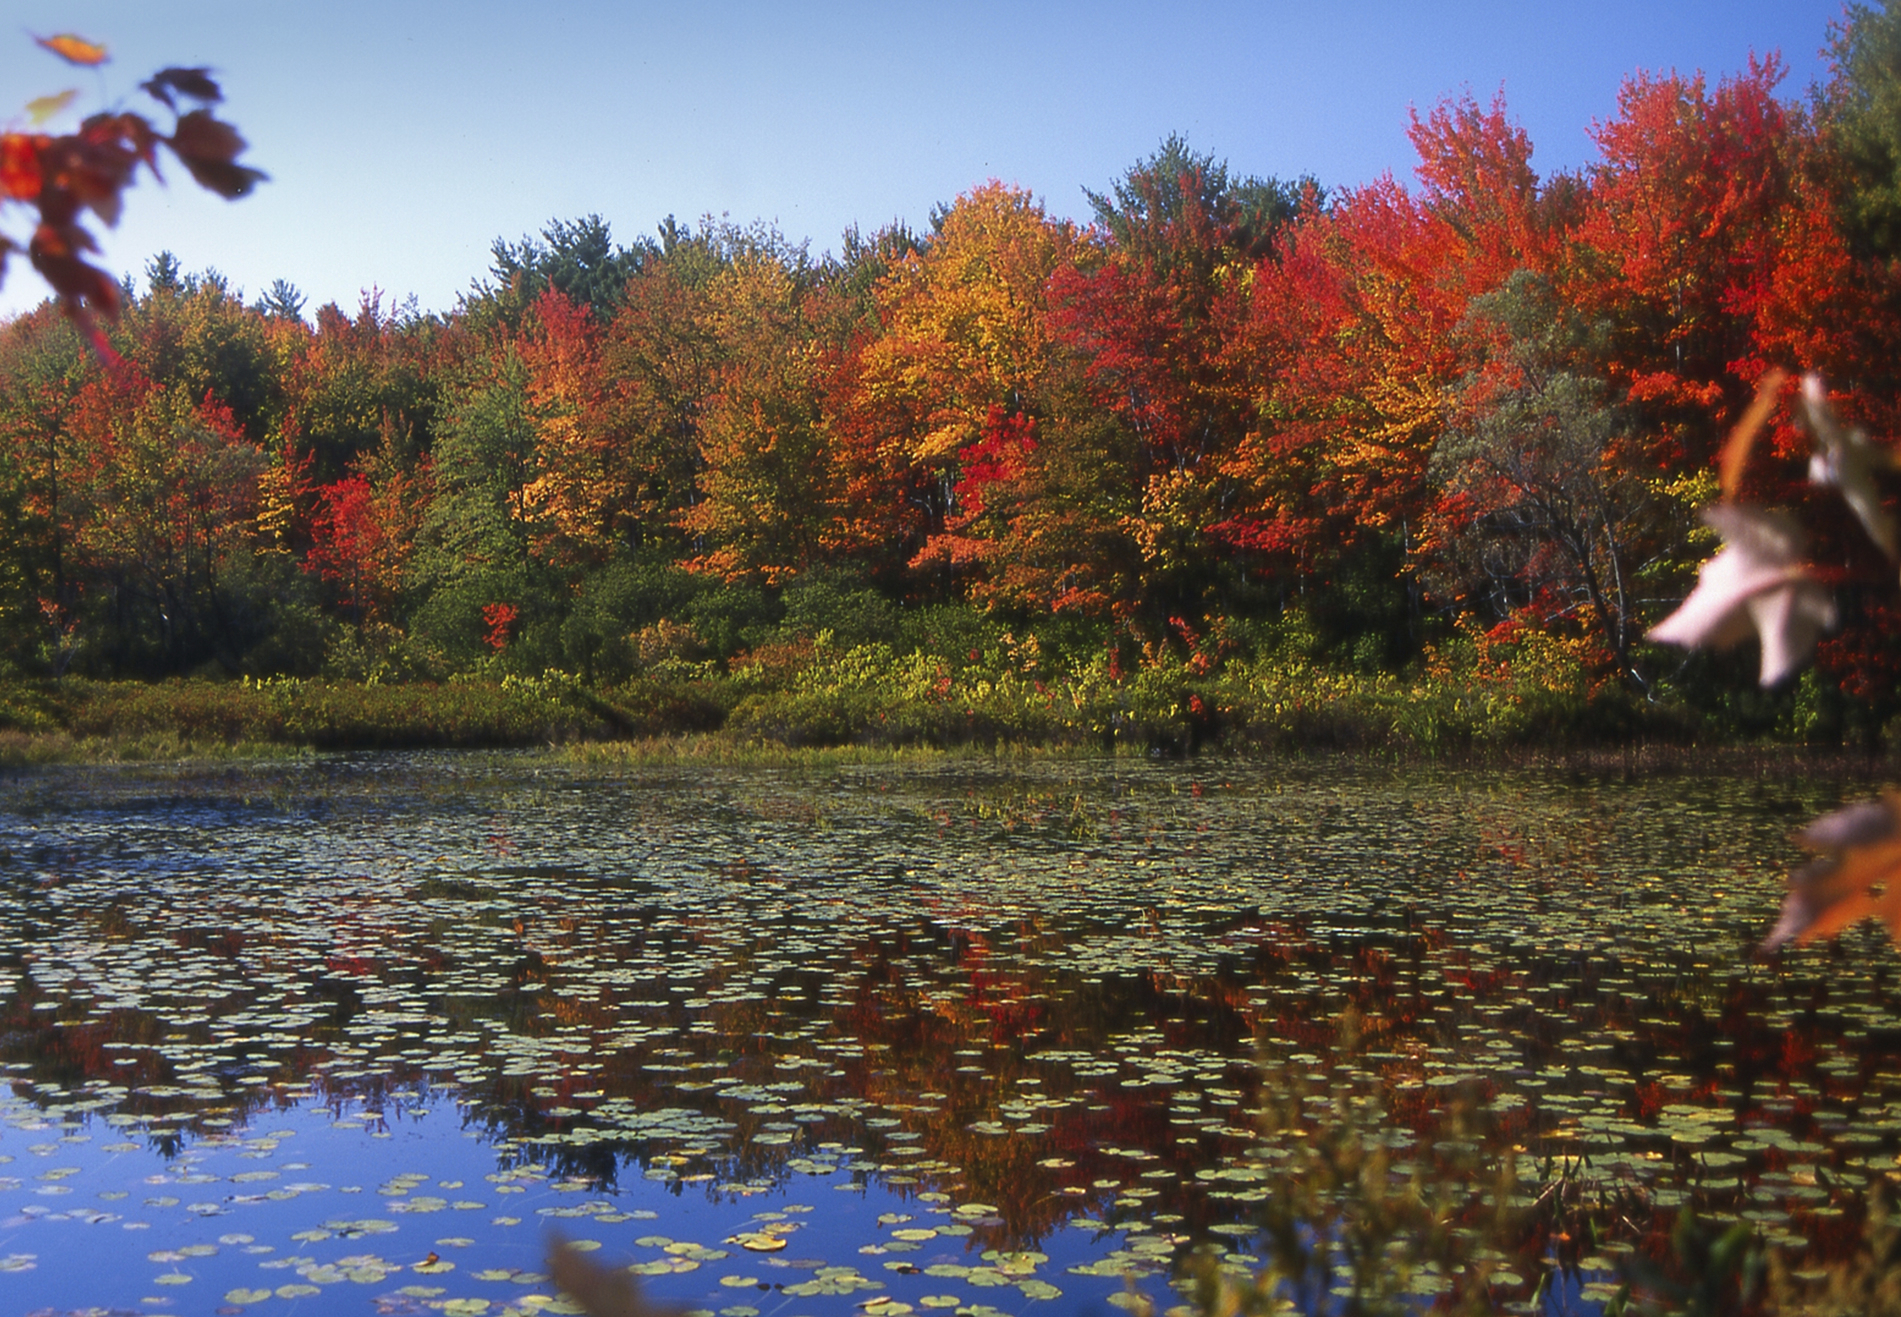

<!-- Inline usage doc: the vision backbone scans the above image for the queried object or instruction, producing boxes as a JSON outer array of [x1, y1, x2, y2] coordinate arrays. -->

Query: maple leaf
[[165, 108, 266, 198], [1646, 503, 1835, 686], [33, 34, 107, 66], [0, 41, 261, 336], [0, 133, 44, 201], [1796, 372, 1898, 560], [1764, 794, 1901, 951]]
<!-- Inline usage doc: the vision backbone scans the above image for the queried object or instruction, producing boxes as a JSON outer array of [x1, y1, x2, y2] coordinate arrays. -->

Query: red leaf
[[28, 221, 119, 318], [0, 133, 45, 201], [140, 67, 222, 111], [36, 121, 145, 228], [165, 109, 265, 198], [1765, 795, 1901, 950]]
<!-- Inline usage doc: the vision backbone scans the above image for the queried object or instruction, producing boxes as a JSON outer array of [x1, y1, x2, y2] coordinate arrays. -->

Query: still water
[[0, 752, 1890, 1315]]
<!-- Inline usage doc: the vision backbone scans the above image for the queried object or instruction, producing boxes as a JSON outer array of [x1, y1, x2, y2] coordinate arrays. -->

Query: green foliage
[[1084, 133, 1314, 263], [1428, 270, 1661, 687], [556, 553, 702, 682], [469, 214, 654, 330], [775, 569, 902, 648], [0, 597, 1690, 758], [253, 278, 307, 321], [1826, 2, 1901, 261], [0, 675, 610, 756], [727, 634, 1051, 748], [674, 577, 779, 661]]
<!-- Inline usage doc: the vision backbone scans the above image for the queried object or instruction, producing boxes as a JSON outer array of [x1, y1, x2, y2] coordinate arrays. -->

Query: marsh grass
[[0, 604, 1862, 760], [565, 732, 1114, 768], [0, 728, 311, 766], [0, 676, 611, 760]]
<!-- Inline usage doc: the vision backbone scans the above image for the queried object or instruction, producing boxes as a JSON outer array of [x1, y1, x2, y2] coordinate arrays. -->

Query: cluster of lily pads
[[0, 755, 1894, 1314]]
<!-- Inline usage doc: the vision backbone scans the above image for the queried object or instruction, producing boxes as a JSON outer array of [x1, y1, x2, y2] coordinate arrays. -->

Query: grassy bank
[[0, 628, 1863, 767]]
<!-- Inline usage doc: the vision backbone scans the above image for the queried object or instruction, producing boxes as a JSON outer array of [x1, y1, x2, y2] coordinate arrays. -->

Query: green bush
[[727, 635, 1074, 747]]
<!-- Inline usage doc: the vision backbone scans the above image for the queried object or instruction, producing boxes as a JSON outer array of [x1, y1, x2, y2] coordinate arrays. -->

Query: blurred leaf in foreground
[[1766, 793, 1901, 950], [1646, 503, 1835, 687], [34, 34, 107, 67], [547, 1236, 679, 1317], [1797, 372, 1899, 561]]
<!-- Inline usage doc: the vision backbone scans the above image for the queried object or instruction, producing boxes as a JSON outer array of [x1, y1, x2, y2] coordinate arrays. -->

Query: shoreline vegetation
[[1, 655, 1891, 770], [9, 9, 1901, 780]]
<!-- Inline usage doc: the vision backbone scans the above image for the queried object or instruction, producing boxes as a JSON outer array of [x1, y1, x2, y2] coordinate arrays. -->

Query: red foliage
[[482, 602, 520, 652], [951, 406, 1037, 517], [305, 475, 388, 616]]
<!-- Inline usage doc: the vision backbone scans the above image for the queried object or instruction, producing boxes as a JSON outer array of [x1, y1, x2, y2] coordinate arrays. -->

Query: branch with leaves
[[0, 33, 264, 349]]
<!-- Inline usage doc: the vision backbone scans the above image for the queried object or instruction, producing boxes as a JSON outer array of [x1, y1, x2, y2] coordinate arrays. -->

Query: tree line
[[5, 8, 1901, 743]]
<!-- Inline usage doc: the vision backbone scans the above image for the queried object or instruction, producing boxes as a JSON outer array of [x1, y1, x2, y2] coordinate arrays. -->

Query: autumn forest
[[6, 11, 1901, 752]]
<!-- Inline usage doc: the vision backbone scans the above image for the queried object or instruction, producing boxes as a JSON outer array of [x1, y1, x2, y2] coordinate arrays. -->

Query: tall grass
[[0, 623, 1725, 764]]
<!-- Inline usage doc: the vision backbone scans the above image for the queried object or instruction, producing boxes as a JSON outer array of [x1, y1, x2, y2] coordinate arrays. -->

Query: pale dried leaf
[[1647, 504, 1834, 686], [1799, 372, 1898, 560]]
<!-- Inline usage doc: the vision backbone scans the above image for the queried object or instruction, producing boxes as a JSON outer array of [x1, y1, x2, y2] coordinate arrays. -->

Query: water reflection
[[0, 754, 1895, 1313]]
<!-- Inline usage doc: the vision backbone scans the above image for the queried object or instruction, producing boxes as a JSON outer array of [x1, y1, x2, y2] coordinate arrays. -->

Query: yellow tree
[[860, 182, 1077, 590], [517, 288, 631, 563], [865, 184, 1071, 465], [677, 246, 834, 582]]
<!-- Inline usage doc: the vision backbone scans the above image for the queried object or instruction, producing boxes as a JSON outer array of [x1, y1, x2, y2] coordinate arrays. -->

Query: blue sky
[[0, 0, 1850, 321]]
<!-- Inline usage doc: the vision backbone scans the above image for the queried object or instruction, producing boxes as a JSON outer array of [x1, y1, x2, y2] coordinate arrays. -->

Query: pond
[[0, 752, 1894, 1316]]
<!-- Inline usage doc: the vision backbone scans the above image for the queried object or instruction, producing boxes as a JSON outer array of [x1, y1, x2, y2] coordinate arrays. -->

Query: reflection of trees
[[10, 865, 1901, 1296]]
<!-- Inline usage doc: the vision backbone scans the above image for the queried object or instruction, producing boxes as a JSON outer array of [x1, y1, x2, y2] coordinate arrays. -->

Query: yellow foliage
[[862, 182, 1074, 468]]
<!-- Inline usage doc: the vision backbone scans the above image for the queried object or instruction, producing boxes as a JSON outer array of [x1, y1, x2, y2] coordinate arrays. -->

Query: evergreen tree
[[254, 279, 307, 321], [473, 215, 654, 326]]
